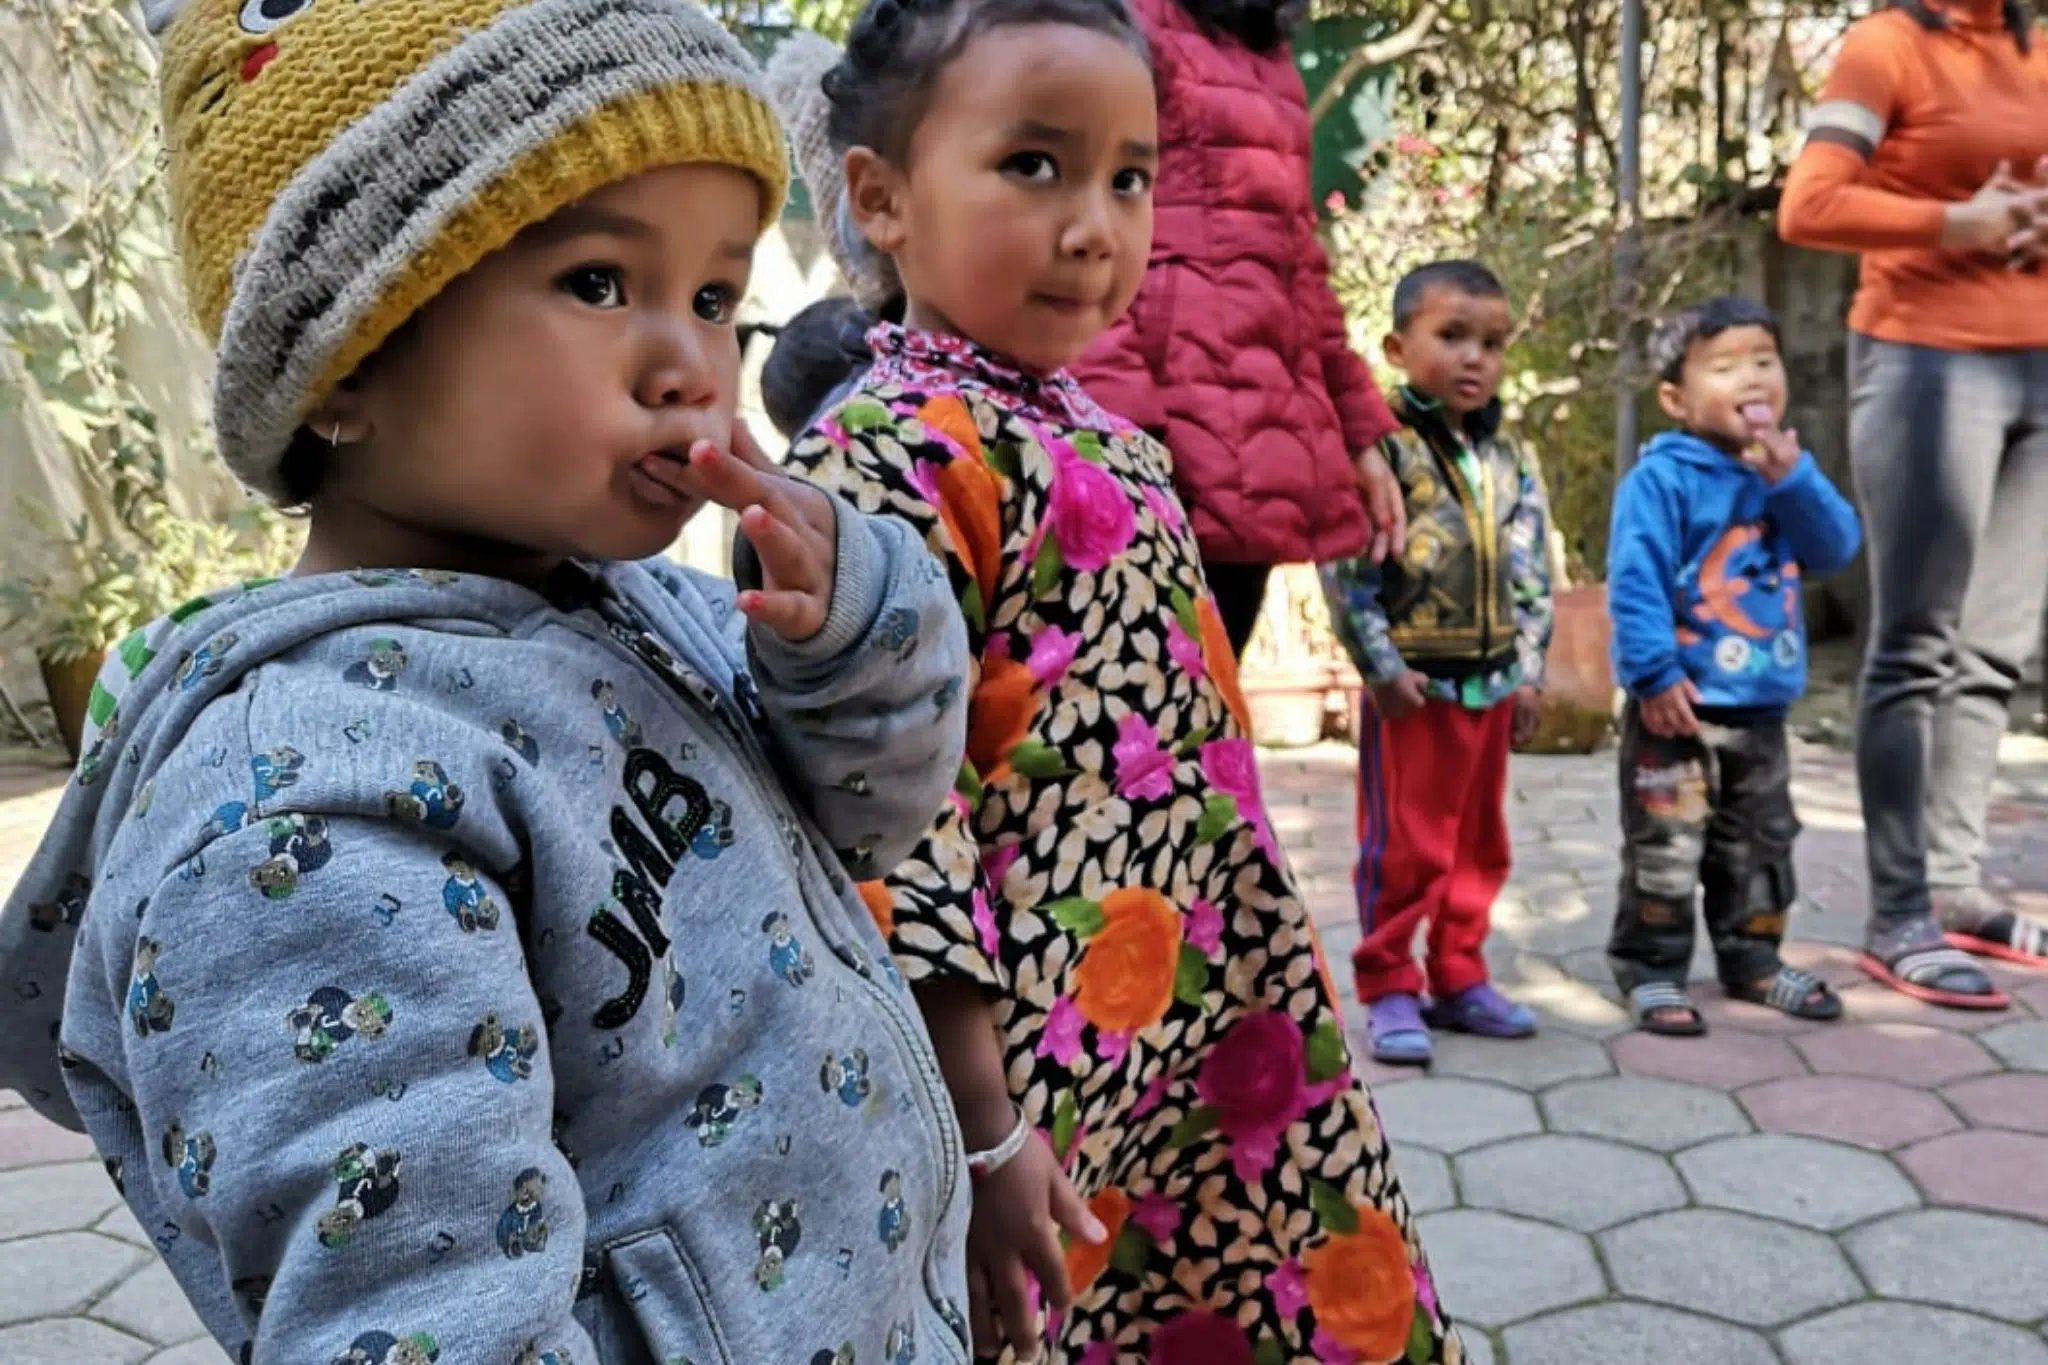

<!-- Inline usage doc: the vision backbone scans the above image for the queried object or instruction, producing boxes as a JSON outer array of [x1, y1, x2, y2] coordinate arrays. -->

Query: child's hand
[[1370, 669, 1431, 719], [1640, 679, 1702, 738], [966, 1129, 1105, 1362], [678, 422, 840, 641], [1738, 406, 1801, 483], [1511, 684, 1543, 746]]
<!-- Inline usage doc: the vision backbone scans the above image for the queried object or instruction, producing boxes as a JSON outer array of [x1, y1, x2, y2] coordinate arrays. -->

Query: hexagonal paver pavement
[[1501, 1302, 1778, 1365], [1427, 1029, 1612, 1090], [1898, 1129, 2048, 1219], [1370, 1079, 1541, 1154], [1414, 1209, 1605, 1328], [0, 1107, 95, 1171], [1738, 1074, 1962, 1149], [93, 1262, 207, 1347], [1451, 1327, 1495, 1365], [0, 1232, 146, 1326], [140, 1343, 233, 1365], [1601, 1208, 1863, 1326], [1455, 1134, 1685, 1231], [1942, 1072, 2048, 1133], [1845, 1207, 2048, 1321], [0, 1161, 123, 1240], [1781, 1302, 2048, 1365], [0, 1319, 155, 1365], [1980, 1020, 2048, 1071], [1611, 1028, 1805, 1089], [1676, 1132, 1921, 1229], [1392, 1143, 1457, 1215], [1539, 1075, 1751, 1150], [1792, 1022, 1999, 1084]]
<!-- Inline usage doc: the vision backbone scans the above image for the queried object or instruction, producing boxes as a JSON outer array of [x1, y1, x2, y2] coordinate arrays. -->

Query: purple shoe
[[1367, 992, 1433, 1066], [1426, 982, 1538, 1038]]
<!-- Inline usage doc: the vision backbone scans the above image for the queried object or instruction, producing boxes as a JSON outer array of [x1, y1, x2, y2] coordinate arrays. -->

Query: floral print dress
[[785, 326, 1461, 1365]]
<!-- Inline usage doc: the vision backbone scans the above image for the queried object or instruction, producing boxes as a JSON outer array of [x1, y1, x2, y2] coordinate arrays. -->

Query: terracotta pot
[[1518, 584, 1617, 754], [39, 652, 104, 761], [1242, 666, 1348, 748]]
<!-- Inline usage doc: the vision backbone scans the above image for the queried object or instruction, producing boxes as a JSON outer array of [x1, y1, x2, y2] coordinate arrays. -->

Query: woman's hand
[[965, 1130, 1104, 1361], [1940, 160, 2048, 257], [1351, 446, 1408, 564]]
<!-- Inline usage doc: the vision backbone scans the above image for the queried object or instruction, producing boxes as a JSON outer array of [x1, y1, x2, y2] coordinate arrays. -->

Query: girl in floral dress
[[769, 0, 1461, 1360]]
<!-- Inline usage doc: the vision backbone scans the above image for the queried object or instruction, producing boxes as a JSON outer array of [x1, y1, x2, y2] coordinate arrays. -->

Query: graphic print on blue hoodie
[[1608, 429, 1861, 712]]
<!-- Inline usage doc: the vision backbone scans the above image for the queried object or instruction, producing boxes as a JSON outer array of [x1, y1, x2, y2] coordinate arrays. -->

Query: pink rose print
[[1267, 1258, 1309, 1318], [1142, 482, 1186, 534], [905, 457, 944, 507], [1197, 1011, 1341, 1181], [1201, 738, 1279, 862], [1166, 615, 1206, 681], [972, 886, 1001, 958], [981, 841, 1021, 889], [1044, 434, 1136, 571], [1037, 996, 1085, 1065], [1028, 625, 1083, 685], [1414, 1262, 1438, 1321], [1114, 712, 1176, 801], [1132, 1193, 1182, 1243], [1096, 1028, 1132, 1063], [1186, 898, 1224, 957], [1312, 1328, 1359, 1364], [1079, 1343, 1116, 1365], [1132, 1074, 1170, 1118], [1150, 1310, 1255, 1365]]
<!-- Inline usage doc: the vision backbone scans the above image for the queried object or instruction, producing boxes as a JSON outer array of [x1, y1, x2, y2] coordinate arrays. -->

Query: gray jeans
[[1849, 336, 2048, 929]]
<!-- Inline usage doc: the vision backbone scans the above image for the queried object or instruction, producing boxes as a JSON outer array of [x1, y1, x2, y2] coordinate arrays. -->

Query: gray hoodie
[[0, 507, 972, 1365]]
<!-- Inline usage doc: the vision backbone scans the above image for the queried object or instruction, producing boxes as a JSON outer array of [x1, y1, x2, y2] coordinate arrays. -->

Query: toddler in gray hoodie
[[0, 2, 974, 1363]]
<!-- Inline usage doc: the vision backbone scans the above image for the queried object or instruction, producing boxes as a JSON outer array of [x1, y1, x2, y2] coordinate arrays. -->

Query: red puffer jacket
[[1072, 0, 1396, 566]]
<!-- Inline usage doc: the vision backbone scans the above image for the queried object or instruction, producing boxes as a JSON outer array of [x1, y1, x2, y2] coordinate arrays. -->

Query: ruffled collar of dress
[[865, 323, 1118, 431]]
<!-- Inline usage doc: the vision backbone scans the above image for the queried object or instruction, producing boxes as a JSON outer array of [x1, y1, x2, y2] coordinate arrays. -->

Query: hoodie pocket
[[604, 1226, 734, 1365]]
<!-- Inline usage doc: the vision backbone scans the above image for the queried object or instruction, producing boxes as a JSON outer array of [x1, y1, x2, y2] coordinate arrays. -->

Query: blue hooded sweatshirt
[[0, 508, 975, 1365], [1607, 429, 1861, 713]]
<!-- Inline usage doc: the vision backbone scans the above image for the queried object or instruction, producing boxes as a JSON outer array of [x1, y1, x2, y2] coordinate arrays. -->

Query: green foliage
[[0, 0, 299, 667]]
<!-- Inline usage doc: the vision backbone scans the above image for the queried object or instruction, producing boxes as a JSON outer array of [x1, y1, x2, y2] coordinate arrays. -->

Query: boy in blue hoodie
[[1607, 297, 1862, 1035]]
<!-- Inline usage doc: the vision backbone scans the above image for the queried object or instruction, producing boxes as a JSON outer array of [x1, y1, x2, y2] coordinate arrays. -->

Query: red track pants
[[1352, 695, 1514, 1003]]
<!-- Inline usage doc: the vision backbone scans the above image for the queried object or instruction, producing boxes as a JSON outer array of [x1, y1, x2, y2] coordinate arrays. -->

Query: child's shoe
[[1367, 992, 1433, 1066], [1425, 982, 1538, 1038]]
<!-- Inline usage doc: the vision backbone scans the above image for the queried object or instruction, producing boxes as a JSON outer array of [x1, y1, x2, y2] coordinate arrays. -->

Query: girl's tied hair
[[814, 0, 1151, 299]]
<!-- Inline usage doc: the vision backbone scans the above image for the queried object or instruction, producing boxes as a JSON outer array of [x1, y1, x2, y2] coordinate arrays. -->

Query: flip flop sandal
[[1726, 965, 1842, 1021], [1425, 982, 1538, 1038], [1945, 914, 2048, 970], [1857, 945, 2010, 1010], [1367, 993, 1433, 1067], [1627, 981, 1707, 1036]]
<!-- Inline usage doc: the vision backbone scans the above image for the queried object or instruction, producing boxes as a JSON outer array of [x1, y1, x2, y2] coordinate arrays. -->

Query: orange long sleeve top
[[1778, 1, 2048, 350]]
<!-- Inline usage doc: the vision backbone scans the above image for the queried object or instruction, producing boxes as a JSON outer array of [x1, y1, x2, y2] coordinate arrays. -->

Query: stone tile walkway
[[3, 736, 2048, 1362]]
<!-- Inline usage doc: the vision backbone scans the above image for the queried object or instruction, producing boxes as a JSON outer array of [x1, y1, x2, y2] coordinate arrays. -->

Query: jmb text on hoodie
[[0, 507, 975, 1365], [1608, 429, 1862, 712]]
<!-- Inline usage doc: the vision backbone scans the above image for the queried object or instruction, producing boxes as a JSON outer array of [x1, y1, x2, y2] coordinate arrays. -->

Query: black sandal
[[1627, 981, 1707, 1036], [1726, 965, 1842, 1021]]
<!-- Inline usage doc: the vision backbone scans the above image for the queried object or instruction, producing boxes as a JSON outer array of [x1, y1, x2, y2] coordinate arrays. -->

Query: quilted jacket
[[1072, 0, 1397, 566]]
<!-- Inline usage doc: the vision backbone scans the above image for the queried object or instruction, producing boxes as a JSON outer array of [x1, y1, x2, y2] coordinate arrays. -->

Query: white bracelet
[[965, 1104, 1031, 1180]]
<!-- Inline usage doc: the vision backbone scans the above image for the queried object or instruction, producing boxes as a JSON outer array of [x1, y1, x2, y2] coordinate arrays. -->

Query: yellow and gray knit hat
[[145, 0, 789, 502]]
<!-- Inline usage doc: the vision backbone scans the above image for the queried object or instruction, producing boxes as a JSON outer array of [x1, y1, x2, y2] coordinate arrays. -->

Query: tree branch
[[1308, 2, 1444, 127]]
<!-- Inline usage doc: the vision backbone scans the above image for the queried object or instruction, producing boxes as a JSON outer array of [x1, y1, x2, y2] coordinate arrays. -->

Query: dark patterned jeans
[[1609, 702, 1799, 993]]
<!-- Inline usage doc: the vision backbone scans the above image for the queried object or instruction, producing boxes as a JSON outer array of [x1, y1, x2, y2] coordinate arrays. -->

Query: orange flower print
[[856, 880, 895, 938], [1196, 595, 1252, 735], [919, 397, 1005, 606], [1072, 888, 1182, 1033], [1063, 1187, 1132, 1294], [1301, 1204, 1419, 1361], [967, 651, 1038, 782]]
